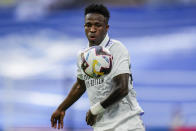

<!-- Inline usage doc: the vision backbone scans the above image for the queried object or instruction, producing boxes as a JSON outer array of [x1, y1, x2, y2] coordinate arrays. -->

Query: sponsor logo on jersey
[[83, 74, 104, 88]]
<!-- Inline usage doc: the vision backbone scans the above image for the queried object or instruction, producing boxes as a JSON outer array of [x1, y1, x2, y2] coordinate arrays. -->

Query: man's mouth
[[89, 36, 96, 41]]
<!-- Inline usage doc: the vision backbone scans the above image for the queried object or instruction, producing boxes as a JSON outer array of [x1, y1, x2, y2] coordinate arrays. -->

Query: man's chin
[[89, 40, 99, 46]]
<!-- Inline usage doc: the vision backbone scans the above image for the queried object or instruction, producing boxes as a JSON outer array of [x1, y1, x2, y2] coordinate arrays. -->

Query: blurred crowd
[[1, 0, 196, 8], [0, 0, 196, 131], [1, 0, 196, 21]]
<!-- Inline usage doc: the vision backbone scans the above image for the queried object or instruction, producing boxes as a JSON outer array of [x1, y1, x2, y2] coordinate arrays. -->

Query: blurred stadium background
[[0, 0, 196, 131]]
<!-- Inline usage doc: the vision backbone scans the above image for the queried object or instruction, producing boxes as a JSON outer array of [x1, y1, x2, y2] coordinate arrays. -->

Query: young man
[[51, 4, 145, 131]]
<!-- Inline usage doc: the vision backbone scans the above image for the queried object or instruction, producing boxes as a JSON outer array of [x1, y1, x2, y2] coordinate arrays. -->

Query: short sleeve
[[110, 42, 131, 78], [76, 51, 84, 80]]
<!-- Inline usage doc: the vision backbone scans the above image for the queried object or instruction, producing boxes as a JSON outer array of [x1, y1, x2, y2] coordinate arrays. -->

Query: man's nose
[[90, 25, 96, 32]]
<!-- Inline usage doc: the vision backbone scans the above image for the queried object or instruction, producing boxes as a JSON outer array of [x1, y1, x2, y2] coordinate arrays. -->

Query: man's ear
[[106, 24, 109, 30]]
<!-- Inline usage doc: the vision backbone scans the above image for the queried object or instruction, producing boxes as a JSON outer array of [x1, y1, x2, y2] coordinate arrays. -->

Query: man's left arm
[[101, 73, 129, 108], [86, 73, 129, 126]]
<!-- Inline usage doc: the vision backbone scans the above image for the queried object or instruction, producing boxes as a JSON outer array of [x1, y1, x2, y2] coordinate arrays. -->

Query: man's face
[[84, 13, 109, 46]]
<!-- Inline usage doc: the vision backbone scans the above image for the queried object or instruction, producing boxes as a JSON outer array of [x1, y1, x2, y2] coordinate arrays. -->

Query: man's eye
[[85, 24, 91, 27]]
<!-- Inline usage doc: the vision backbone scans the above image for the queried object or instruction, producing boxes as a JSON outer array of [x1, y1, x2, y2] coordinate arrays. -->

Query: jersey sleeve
[[76, 51, 84, 80], [110, 42, 131, 78]]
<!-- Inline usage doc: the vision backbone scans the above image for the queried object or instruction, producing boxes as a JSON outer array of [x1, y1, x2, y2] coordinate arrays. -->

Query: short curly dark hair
[[84, 4, 110, 24]]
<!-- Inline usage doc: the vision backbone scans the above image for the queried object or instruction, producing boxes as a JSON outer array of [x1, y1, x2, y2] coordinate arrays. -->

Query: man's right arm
[[51, 78, 86, 129], [57, 78, 86, 111]]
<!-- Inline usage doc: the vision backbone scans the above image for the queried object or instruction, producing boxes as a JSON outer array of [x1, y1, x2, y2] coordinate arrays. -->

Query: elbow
[[119, 86, 128, 97], [123, 88, 129, 96]]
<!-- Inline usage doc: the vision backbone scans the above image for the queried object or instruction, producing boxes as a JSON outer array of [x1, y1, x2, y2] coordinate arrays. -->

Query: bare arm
[[51, 78, 86, 129], [57, 78, 86, 111], [86, 73, 129, 126], [101, 73, 129, 108]]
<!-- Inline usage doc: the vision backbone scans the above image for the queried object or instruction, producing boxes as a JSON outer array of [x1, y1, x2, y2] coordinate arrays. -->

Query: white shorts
[[94, 115, 145, 131]]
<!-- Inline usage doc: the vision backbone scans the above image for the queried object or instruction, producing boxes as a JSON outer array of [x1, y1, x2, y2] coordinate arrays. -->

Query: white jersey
[[77, 34, 144, 130]]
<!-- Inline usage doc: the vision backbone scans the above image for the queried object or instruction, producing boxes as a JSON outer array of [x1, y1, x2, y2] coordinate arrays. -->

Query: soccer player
[[51, 4, 145, 131]]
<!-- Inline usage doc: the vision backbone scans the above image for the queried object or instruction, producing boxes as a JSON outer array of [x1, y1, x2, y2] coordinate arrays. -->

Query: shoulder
[[77, 47, 87, 58], [76, 49, 84, 63], [77, 50, 82, 59], [109, 39, 129, 54]]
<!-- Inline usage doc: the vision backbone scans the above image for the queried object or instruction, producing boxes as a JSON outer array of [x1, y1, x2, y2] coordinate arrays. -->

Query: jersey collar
[[99, 33, 110, 47]]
